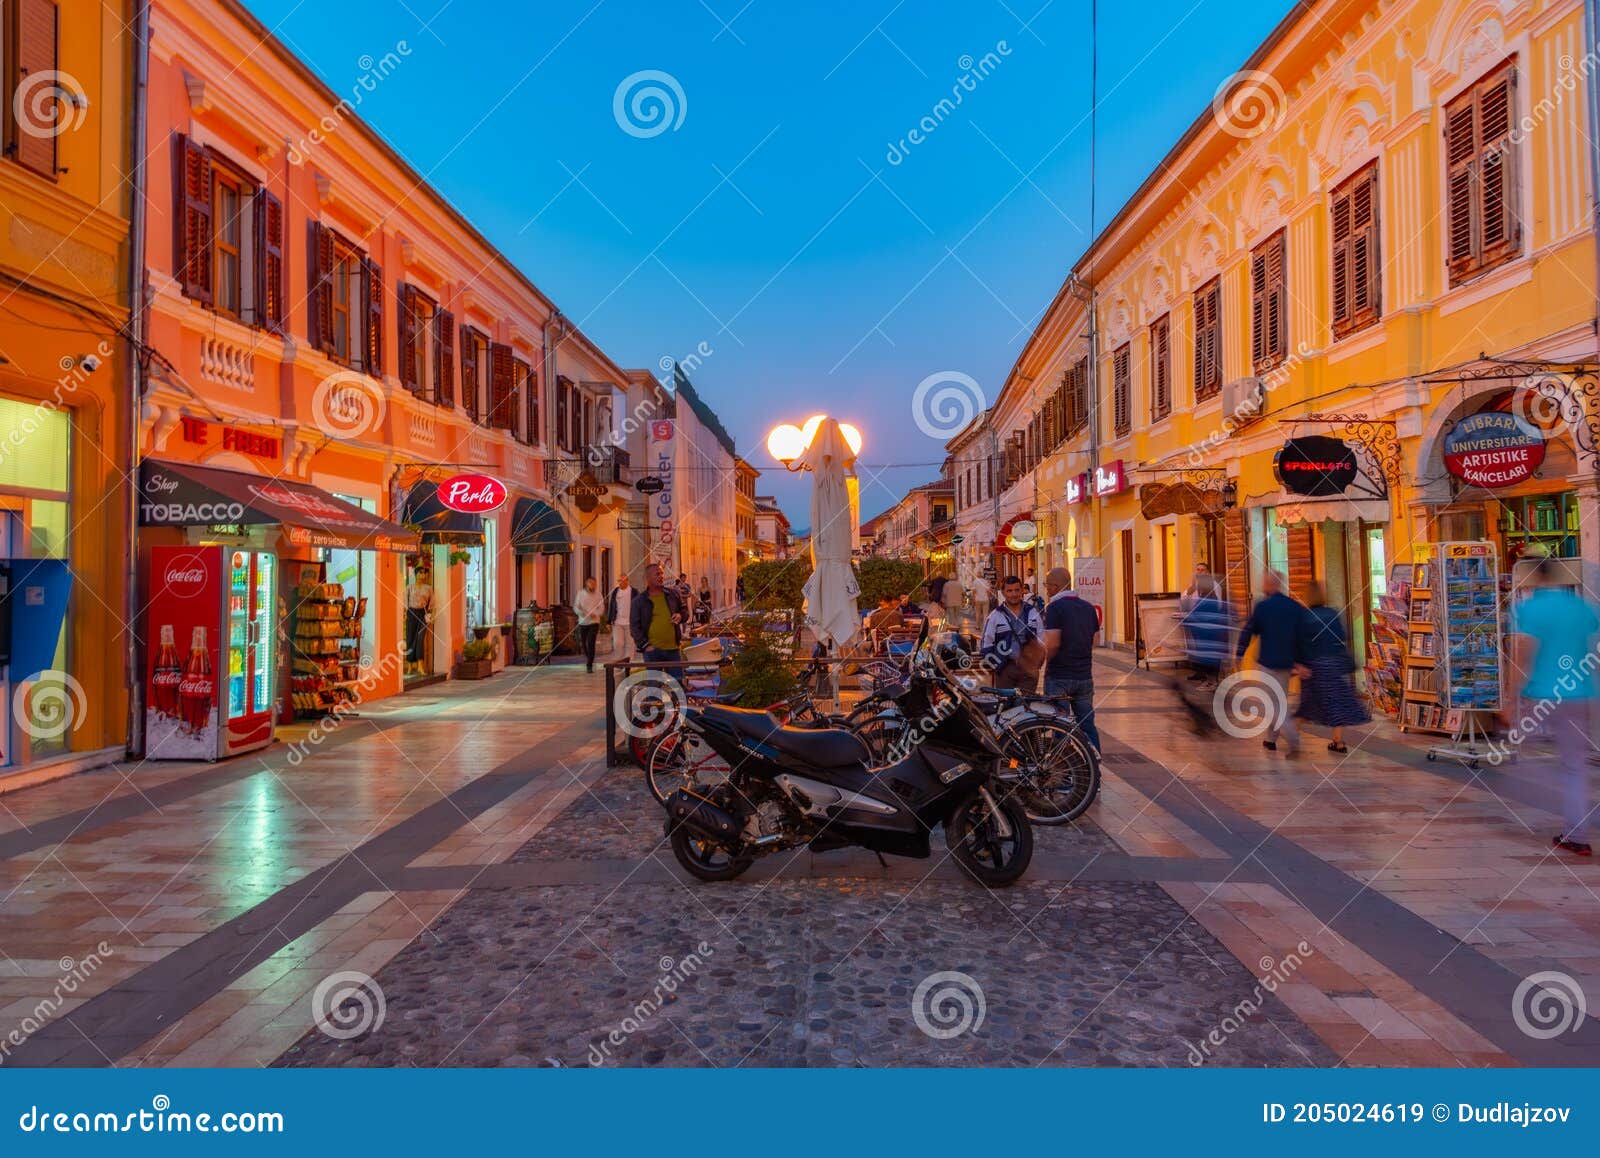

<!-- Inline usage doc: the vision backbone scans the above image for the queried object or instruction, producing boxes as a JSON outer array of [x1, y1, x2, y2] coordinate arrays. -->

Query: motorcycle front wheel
[[669, 827, 753, 881], [945, 790, 1033, 886]]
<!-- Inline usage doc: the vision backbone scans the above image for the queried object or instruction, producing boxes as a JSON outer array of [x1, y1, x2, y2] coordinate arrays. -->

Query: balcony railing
[[579, 443, 631, 485]]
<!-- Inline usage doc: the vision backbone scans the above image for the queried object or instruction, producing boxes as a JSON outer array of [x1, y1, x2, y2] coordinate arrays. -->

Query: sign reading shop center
[[437, 473, 508, 514], [1443, 411, 1546, 488]]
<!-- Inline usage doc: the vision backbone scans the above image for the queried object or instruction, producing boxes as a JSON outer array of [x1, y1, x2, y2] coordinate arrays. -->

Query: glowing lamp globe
[[766, 423, 806, 465], [838, 422, 863, 456]]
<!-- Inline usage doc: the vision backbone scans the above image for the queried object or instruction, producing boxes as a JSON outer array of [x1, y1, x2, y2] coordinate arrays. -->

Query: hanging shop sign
[[1275, 435, 1359, 497], [1093, 460, 1128, 497], [950, 533, 965, 545], [565, 470, 608, 513], [1065, 473, 1088, 504], [1139, 481, 1223, 519], [633, 475, 665, 495], [1442, 411, 1547, 488], [437, 473, 507, 514], [1005, 519, 1039, 551]]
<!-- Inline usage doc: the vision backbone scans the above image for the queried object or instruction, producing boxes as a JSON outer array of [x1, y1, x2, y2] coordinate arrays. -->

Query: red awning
[[139, 460, 420, 553]]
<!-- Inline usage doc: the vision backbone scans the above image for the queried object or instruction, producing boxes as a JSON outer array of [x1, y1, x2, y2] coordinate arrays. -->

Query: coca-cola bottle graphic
[[151, 625, 182, 720], [178, 626, 215, 738]]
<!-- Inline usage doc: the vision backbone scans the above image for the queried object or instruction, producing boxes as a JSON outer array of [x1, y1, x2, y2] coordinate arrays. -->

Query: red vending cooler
[[145, 545, 278, 760]]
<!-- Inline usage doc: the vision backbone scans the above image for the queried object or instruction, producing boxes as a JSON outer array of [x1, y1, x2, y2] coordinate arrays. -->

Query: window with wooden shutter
[[174, 135, 213, 304], [460, 325, 483, 421], [1149, 314, 1171, 420], [396, 284, 417, 393], [306, 222, 335, 355], [1445, 58, 1520, 284], [516, 358, 538, 444], [1071, 357, 1089, 432], [1193, 278, 1222, 400], [1330, 162, 1379, 339], [433, 308, 455, 408], [254, 188, 285, 332], [489, 342, 517, 431], [361, 258, 383, 377], [1112, 343, 1131, 436], [7, 0, 60, 178], [1250, 231, 1286, 372]]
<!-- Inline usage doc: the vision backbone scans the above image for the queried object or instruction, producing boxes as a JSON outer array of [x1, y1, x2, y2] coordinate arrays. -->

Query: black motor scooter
[[662, 631, 1033, 886]]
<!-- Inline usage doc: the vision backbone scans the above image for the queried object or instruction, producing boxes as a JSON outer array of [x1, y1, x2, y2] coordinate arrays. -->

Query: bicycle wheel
[[644, 728, 732, 805], [1002, 717, 1100, 824]]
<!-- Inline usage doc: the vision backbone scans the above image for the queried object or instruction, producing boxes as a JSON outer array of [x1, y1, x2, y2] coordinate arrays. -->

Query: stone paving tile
[[273, 878, 1333, 1068]]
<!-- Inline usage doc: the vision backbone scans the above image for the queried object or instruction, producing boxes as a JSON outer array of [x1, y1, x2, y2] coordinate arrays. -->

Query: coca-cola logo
[[437, 473, 507, 514], [162, 554, 211, 598], [177, 676, 214, 695]]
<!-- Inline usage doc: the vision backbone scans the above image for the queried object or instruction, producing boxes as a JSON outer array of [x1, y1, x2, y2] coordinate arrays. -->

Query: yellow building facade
[[0, 0, 135, 785], [983, 0, 1598, 686]]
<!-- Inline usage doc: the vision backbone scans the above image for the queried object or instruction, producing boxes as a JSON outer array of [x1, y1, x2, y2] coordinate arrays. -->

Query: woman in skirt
[[1295, 581, 1370, 752]]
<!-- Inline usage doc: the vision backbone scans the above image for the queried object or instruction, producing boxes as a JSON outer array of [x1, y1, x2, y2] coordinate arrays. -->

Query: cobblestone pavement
[[3, 656, 1598, 1067]]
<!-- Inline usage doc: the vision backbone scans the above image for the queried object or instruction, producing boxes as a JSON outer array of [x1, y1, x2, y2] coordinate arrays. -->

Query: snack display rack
[[289, 562, 367, 717]]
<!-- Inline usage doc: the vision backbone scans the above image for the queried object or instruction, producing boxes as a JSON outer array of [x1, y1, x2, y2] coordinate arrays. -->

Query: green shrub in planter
[[718, 614, 798, 707], [461, 639, 495, 662]]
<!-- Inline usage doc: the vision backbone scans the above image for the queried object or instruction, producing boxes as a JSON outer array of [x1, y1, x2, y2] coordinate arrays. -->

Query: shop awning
[[139, 460, 419, 553], [1271, 493, 1392, 527], [402, 480, 485, 545], [510, 498, 573, 555]]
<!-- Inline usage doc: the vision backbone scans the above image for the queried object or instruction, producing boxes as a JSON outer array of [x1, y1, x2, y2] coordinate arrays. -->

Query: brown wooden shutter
[[396, 284, 417, 393], [1266, 232, 1285, 366], [460, 326, 480, 420], [1150, 315, 1170, 419], [306, 222, 335, 353], [174, 135, 213, 304], [1250, 250, 1267, 368], [361, 258, 383, 376], [254, 188, 285, 332], [434, 308, 455, 407], [1286, 525, 1315, 602], [10, 0, 60, 177], [1445, 92, 1478, 277], [1193, 280, 1221, 399], [555, 378, 569, 451], [1351, 168, 1378, 321], [517, 358, 537, 443], [1478, 66, 1517, 265], [1112, 343, 1131, 436], [489, 342, 516, 430], [1330, 187, 1352, 331]]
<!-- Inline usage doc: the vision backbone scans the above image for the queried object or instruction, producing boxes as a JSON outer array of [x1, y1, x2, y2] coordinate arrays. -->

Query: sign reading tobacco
[[1275, 436, 1358, 497], [1443, 411, 1546, 488]]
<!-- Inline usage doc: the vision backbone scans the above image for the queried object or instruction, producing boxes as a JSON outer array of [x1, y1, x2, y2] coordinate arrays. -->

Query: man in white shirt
[[606, 573, 634, 664], [574, 577, 606, 673], [980, 575, 1046, 691]]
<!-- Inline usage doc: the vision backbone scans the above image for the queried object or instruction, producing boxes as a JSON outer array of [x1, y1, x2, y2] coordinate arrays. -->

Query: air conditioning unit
[[1220, 377, 1266, 431]]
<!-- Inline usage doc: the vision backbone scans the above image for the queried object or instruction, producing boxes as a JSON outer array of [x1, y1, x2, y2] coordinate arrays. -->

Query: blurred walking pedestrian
[[574, 577, 605, 673], [1509, 555, 1599, 857], [1173, 574, 1231, 733], [1235, 569, 1306, 756], [1294, 581, 1370, 752]]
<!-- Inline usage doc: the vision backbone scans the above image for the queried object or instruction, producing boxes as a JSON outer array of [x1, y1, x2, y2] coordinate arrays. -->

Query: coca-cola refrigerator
[[145, 544, 277, 760]]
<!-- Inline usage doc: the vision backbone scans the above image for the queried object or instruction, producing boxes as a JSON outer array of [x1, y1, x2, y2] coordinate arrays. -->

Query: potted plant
[[456, 638, 495, 680]]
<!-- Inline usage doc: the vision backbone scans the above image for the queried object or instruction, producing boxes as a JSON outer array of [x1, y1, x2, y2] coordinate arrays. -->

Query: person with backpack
[[980, 575, 1046, 692]]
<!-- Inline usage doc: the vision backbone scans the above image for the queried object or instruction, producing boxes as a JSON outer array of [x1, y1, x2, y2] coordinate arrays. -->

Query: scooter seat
[[697, 705, 869, 768]]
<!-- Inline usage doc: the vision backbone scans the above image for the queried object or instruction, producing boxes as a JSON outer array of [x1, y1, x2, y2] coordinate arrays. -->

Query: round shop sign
[[437, 473, 507, 514], [1276, 436, 1358, 497], [634, 475, 665, 495], [1004, 519, 1039, 551], [1443, 411, 1546, 488]]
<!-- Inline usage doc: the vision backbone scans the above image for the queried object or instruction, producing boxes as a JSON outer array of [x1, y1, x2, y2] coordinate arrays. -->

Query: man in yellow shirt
[[630, 563, 685, 667]]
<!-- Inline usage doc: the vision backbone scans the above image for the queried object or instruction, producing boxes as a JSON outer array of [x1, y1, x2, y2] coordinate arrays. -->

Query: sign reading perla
[[1442, 411, 1546, 488], [1275, 436, 1358, 497]]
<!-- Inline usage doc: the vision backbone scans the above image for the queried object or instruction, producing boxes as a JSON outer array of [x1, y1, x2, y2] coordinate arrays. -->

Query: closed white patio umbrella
[[799, 418, 861, 660]]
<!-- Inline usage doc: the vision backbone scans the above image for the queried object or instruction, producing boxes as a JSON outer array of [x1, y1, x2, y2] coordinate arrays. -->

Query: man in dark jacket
[[1235, 569, 1307, 754], [632, 563, 686, 666]]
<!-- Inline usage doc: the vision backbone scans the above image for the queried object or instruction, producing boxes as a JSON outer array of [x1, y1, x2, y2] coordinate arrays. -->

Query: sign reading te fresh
[[1443, 411, 1546, 488], [437, 473, 507, 514]]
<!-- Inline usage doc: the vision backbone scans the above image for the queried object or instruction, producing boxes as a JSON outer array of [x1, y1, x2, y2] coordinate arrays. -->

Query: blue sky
[[242, 0, 1294, 525]]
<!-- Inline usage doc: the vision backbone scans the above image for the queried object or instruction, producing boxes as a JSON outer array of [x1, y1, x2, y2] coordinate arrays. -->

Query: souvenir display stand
[[289, 562, 367, 719], [1421, 542, 1503, 768]]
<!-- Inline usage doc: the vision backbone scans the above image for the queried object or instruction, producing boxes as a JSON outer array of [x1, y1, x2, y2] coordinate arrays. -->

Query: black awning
[[509, 498, 573, 555], [139, 460, 420, 553], [403, 480, 485, 545]]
